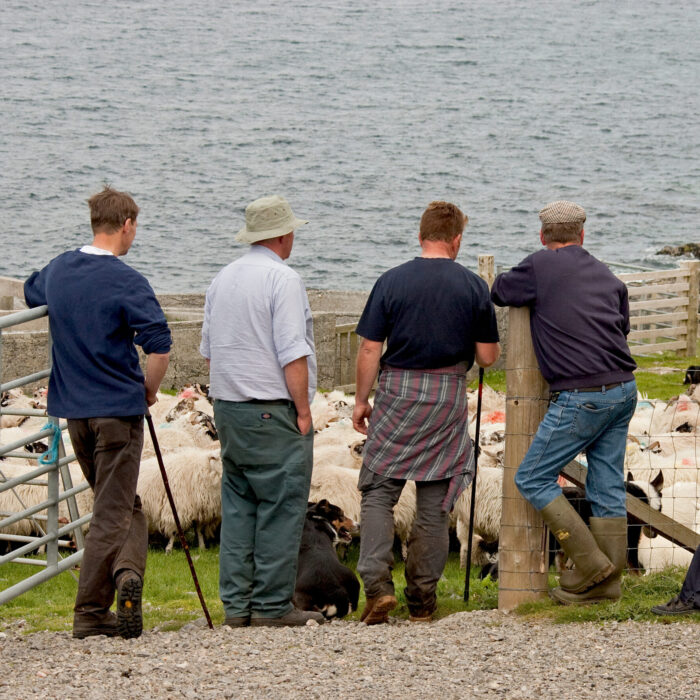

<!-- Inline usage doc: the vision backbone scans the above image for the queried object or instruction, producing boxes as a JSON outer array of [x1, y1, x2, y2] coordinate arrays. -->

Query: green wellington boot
[[551, 516, 627, 605], [539, 495, 615, 594]]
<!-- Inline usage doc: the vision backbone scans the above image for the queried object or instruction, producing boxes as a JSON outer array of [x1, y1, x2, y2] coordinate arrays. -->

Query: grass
[[0, 545, 498, 633], [2, 350, 698, 632], [514, 568, 690, 624]]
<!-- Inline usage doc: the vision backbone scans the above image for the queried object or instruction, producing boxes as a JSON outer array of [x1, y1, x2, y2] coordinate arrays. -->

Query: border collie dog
[[293, 500, 360, 620]]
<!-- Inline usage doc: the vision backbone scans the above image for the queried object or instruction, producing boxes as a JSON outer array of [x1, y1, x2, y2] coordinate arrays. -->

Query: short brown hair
[[419, 201, 467, 242], [540, 220, 584, 244], [88, 186, 139, 234]]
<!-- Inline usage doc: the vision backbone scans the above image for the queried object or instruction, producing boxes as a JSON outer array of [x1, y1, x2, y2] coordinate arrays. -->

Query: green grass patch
[[515, 568, 690, 623], [632, 351, 699, 401], [0, 546, 498, 633]]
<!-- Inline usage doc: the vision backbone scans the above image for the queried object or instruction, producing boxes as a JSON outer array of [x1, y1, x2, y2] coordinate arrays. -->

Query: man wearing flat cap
[[200, 195, 323, 627], [491, 201, 637, 605]]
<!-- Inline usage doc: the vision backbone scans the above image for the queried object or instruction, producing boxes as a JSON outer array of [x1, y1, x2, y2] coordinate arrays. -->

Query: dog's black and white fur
[[293, 500, 360, 620]]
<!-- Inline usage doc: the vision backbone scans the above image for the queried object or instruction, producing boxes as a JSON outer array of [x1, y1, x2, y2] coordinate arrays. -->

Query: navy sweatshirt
[[24, 250, 172, 419], [491, 246, 636, 391]]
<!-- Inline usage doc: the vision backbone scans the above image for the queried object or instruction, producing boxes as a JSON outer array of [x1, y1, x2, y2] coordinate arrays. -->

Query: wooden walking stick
[[146, 413, 214, 629], [463, 366, 485, 603]]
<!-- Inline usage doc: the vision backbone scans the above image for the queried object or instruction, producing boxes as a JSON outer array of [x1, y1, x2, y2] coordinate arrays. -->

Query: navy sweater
[[24, 250, 172, 419], [491, 246, 636, 390]]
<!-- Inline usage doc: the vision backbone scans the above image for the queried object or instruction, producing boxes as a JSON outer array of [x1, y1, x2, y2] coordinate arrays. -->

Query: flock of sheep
[[1, 382, 699, 574]]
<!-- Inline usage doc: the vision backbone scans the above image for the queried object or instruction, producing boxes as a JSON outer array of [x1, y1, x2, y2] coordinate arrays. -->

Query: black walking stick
[[146, 412, 214, 629], [463, 367, 485, 603]]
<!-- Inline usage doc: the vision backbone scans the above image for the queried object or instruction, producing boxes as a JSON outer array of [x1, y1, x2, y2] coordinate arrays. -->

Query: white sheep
[[142, 414, 219, 459], [636, 478, 700, 572], [453, 466, 503, 568], [1, 389, 37, 429], [137, 447, 222, 553], [308, 462, 416, 557], [625, 436, 700, 486], [0, 461, 93, 543]]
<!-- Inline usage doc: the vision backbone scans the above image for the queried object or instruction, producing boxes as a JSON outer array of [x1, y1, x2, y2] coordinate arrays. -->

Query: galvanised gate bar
[[0, 305, 90, 604]]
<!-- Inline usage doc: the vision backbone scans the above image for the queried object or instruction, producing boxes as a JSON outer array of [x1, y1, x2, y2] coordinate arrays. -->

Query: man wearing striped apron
[[352, 201, 501, 624]]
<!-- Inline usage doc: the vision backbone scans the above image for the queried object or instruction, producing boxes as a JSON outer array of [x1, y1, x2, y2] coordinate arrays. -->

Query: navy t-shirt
[[356, 257, 499, 370], [24, 250, 172, 419]]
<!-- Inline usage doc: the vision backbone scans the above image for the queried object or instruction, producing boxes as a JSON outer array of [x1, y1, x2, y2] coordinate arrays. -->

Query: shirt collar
[[80, 245, 115, 256], [249, 244, 285, 264]]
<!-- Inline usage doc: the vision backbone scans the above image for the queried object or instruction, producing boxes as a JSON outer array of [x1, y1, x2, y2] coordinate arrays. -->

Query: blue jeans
[[515, 380, 637, 518]]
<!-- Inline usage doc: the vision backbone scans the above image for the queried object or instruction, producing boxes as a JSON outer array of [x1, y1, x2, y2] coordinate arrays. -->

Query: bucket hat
[[235, 195, 309, 244]]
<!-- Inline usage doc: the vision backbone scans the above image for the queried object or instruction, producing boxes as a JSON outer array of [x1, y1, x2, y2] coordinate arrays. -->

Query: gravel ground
[[1, 611, 699, 699]]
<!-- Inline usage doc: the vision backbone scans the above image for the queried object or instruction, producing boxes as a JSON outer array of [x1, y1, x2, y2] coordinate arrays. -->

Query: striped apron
[[363, 363, 474, 511]]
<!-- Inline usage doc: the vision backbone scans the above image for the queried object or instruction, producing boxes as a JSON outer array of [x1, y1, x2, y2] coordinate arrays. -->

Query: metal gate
[[0, 305, 91, 604]]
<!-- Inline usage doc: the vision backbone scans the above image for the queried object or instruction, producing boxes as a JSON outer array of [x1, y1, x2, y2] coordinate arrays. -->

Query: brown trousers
[[68, 416, 147, 622]]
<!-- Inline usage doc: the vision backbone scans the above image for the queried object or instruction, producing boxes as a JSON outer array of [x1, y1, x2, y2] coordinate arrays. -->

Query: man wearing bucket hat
[[200, 195, 323, 627], [491, 201, 637, 605]]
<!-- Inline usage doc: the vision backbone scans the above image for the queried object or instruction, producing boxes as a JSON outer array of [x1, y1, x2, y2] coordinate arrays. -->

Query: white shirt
[[80, 245, 115, 256], [200, 246, 317, 404]]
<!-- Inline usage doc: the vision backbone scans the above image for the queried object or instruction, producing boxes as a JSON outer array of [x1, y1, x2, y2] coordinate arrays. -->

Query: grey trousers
[[357, 465, 450, 616], [68, 416, 147, 624]]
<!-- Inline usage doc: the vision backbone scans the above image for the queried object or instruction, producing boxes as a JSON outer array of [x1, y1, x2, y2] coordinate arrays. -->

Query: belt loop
[[601, 385, 606, 394]]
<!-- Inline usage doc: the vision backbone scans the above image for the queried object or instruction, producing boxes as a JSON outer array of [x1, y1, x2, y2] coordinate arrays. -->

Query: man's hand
[[352, 398, 373, 435], [296, 411, 313, 436], [145, 389, 159, 407]]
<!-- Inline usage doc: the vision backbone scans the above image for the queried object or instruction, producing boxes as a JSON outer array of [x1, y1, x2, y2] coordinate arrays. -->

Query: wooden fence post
[[498, 306, 550, 610], [478, 255, 495, 289], [681, 260, 700, 357]]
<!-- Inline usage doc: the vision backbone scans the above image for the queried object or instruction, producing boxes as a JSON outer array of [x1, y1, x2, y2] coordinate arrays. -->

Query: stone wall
[[1, 280, 507, 392]]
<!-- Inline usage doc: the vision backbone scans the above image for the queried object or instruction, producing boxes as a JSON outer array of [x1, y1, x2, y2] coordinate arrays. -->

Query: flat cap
[[538, 200, 586, 224]]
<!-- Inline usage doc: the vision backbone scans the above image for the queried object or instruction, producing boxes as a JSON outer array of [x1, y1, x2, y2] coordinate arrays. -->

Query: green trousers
[[214, 399, 313, 619]]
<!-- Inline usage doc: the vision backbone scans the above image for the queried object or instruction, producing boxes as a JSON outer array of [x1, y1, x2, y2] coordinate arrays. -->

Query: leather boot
[[551, 517, 627, 605], [539, 495, 614, 594]]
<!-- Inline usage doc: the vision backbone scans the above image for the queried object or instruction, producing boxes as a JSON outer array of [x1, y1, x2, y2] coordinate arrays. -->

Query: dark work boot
[[539, 495, 615, 594], [116, 570, 143, 639], [73, 611, 120, 639]]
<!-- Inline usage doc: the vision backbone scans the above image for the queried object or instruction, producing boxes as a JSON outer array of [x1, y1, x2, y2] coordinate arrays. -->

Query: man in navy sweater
[[25, 187, 171, 638], [491, 201, 637, 605]]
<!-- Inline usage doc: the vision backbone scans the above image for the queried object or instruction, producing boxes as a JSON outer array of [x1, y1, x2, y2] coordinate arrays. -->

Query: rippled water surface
[[2, 1, 699, 292]]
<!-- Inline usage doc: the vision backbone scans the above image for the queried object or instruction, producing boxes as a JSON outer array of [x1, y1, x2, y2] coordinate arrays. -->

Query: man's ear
[[580, 228, 584, 245], [539, 229, 546, 246]]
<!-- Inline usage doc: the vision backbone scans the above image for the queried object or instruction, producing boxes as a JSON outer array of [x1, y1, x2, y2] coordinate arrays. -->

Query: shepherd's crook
[[146, 412, 214, 629], [463, 366, 484, 603]]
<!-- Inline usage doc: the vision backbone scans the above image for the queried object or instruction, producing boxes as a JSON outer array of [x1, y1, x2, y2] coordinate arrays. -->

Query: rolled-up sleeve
[[272, 275, 312, 368], [124, 276, 172, 354], [200, 285, 212, 359]]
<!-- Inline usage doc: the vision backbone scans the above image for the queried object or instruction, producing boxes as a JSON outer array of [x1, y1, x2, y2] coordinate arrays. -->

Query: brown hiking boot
[[362, 594, 397, 625], [72, 611, 120, 639], [116, 570, 143, 639]]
